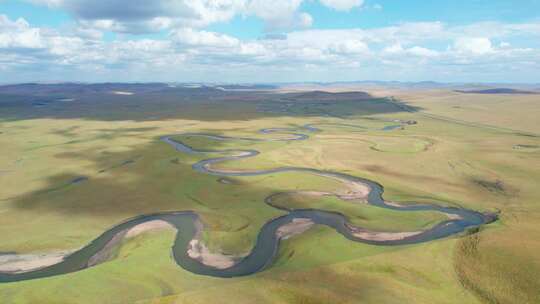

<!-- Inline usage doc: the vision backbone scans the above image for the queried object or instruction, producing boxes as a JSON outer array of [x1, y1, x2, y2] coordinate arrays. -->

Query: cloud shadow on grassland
[[0, 83, 422, 122]]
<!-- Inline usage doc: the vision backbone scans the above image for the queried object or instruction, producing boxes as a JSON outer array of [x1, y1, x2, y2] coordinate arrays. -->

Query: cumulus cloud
[[0, 15, 44, 49], [453, 37, 493, 55], [172, 28, 239, 47], [383, 43, 438, 58], [27, 0, 364, 33], [30, 0, 246, 33], [247, 0, 313, 30], [72, 26, 103, 40], [1, 13, 539, 82], [329, 39, 369, 54]]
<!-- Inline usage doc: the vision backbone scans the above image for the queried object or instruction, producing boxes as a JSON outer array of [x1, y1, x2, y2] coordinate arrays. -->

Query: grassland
[[0, 85, 538, 303]]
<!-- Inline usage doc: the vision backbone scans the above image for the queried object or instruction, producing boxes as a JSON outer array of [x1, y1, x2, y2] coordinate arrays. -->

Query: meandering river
[[0, 123, 497, 282]]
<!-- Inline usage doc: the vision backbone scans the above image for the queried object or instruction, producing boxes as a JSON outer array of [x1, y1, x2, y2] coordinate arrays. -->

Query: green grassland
[[269, 193, 447, 231], [0, 89, 539, 303]]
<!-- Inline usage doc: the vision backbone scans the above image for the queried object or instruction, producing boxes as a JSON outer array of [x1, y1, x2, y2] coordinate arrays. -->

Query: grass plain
[[0, 85, 538, 303]]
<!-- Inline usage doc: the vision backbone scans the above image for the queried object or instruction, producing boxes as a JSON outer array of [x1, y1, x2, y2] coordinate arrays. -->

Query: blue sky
[[1, 0, 539, 83]]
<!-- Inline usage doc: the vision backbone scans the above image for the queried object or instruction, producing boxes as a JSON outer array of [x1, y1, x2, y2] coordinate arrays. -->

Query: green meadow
[[0, 89, 539, 303]]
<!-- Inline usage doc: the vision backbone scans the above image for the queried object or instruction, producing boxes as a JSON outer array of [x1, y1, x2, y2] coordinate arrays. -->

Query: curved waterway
[[0, 123, 497, 282]]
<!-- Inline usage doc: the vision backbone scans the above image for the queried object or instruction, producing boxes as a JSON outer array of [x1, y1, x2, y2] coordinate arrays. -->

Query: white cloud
[[26, 0, 363, 33], [27, 0, 63, 7], [383, 43, 438, 58], [172, 28, 239, 47], [329, 39, 369, 54], [72, 27, 103, 40], [408, 46, 439, 57], [247, 0, 315, 30], [319, 0, 364, 11], [0, 14, 31, 30], [298, 13, 313, 28], [499, 41, 511, 48], [29, 0, 246, 33], [0, 15, 44, 49], [454, 37, 493, 55], [1, 13, 539, 82], [349, 22, 446, 45], [383, 43, 404, 54], [247, 0, 302, 21]]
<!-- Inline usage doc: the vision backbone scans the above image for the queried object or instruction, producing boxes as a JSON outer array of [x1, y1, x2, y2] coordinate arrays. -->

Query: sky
[[1, 0, 540, 83]]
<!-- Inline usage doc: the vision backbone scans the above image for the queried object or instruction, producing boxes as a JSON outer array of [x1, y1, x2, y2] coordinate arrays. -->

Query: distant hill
[[0, 83, 282, 97], [455, 88, 538, 95], [215, 84, 277, 90], [285, 91, 372, 101], [0, 83, 171, 96]]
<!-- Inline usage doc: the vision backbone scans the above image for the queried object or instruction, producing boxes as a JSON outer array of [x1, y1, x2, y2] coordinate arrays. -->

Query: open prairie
[[0, 84, 539, 304]]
